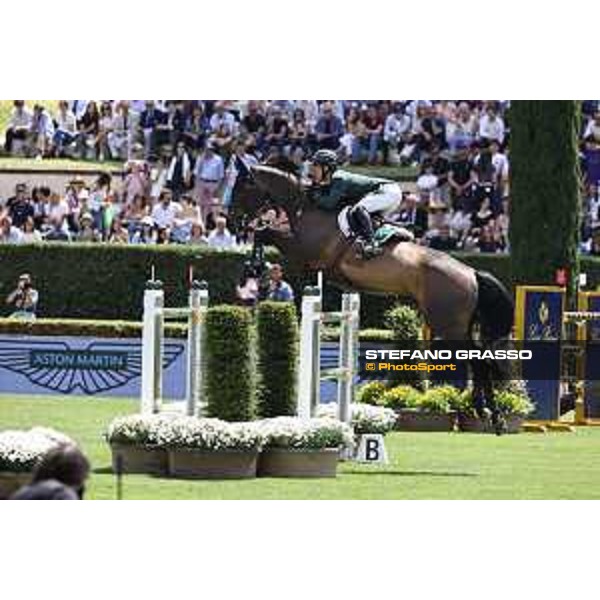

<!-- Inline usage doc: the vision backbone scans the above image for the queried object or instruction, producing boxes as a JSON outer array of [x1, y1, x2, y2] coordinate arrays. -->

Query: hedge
[[3, 243, 599, 330], [204, 305, 255, 422], [256, 301, 298, 417]]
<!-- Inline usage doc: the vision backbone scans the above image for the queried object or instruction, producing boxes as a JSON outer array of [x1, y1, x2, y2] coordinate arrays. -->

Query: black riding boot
[[349, 206, 381, 259]]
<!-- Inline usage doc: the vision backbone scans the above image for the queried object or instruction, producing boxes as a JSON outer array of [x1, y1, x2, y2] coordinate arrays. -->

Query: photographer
[[265, 263, 294, 303], [6, 273, 39, 320]]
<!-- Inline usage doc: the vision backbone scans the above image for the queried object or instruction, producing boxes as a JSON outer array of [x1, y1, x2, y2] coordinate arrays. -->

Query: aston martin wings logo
[[0, 339, 184, 395]]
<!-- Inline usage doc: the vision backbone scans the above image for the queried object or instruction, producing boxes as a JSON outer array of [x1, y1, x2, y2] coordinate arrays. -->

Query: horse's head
[[230, 164, 306, 231]]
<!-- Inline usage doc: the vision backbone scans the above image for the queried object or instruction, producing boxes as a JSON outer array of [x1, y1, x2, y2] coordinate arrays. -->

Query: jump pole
[[141, 279, 209, 416], [296, 286, 360, 425]]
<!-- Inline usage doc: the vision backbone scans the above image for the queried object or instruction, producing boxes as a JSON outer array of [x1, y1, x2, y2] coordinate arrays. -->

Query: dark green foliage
[[255, 301, 298, 417], [0, 243, 520, 328], [383, 304, 422, 341], [0, 243, 248, 320], [204, 305, 255, 421], [509, 101, 581, 296]]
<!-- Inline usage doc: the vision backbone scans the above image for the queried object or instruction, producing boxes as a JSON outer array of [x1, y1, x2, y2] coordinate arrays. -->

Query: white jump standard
[[297, 286, 361, 424], [140, 279, 209, 416]]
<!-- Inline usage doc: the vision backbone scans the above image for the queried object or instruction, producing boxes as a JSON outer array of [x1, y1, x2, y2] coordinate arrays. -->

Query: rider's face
[[309, 163, 324, 184]]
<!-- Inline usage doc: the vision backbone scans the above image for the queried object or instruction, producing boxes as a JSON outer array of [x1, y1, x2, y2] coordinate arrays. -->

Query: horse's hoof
[[492, 414, 507, 436]]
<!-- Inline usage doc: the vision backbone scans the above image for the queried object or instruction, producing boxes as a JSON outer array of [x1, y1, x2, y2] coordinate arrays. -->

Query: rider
[[307, 149, 406, 258]]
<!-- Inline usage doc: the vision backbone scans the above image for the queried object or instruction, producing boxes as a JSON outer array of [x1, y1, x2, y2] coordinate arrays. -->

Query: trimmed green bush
[[256, 301, 298, 417], [383, 304, 422, 341], [0, 317, 186, 338], [204, 305, 255, 421], [0, 243, 519, 329]]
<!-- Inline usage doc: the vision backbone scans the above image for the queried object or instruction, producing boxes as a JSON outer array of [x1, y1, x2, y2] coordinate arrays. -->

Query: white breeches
[[357, 183, 402, 214]]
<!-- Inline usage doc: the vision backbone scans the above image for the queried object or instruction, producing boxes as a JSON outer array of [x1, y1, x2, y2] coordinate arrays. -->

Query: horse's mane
[[264, 155, 301, 177]]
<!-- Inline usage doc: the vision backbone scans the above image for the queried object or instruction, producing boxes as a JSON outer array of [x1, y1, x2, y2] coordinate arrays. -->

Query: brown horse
[[232, 164, 514, 432]]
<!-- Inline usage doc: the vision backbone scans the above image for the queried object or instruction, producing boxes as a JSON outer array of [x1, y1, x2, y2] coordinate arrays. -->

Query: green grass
[[2, 394, 600, 499]]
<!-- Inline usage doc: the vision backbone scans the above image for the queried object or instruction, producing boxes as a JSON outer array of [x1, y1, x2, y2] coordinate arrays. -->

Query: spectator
[[236, 261, 261, 307], [131, 215, 156, 244], [21, 216, 43, 243], [189, 221, 209, 246], [11, 444, 90, 500], [315, 101, 344, 150], [479, 102, 505, 146], [362, 104, 384, 164], [181, 103, 210, 151], [448, 143, 477, 211], [122, 161, 149, 205], [477, 224, 501, 253], [6, 273, 38, 319], [4, 100, 32, 154], [390, 192, 428, 238], [6, 183, 34, 229], [242, 101, 267, 151], [446, 102, 476, 152], [151, 189, 181, 230], [77, 213, 101, 242], [427, 224, 458, 251], [194, 142, 224, 222], [77, 101, 101, 159], [383, 103, 411, 165], [107, 217, 129, 244], [29, 104, 55, 158], [53, 100, 78, 157], [0, 215, 23, 244], [171, 195, 201, 243], [265, 263, 294, 302], [207, 215, 236, 250], [123, 194, 149, 237], [166, 142, 192, 201], [156, 226, 171, 245], [264, 105, 290, 155], [45, 215, 71, 241], [139, 100, 168, 159], [209, 101, 237, 151], [95, 101, 113, 160], [108, 101, 134, 160]]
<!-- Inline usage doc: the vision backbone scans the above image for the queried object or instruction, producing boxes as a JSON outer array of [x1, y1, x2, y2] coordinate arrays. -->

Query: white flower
[[106, 414, 263, 451], [317, 403, 397, 434], [0, 427, 76, 473], [258, 417, 354, 450]]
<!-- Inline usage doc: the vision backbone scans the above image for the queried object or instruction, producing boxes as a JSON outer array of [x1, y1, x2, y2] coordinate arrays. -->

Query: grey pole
[[337, 293, 360, 425], [186, 280, 209, 417], [297, 286, 322, 418], [141, 280, 164, 414]]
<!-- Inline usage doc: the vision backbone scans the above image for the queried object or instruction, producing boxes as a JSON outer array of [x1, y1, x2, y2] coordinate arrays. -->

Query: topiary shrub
[[256, 301, 298, 418], [205, 305, 255, 421], [356, 381, 388, 405], [383, 304, 422, 341]]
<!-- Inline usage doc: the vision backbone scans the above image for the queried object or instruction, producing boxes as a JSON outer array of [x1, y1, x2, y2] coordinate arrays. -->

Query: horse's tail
[[470, 270, 514, 344]]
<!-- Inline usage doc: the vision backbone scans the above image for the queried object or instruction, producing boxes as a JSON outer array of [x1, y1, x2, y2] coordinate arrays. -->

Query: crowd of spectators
[[1, 100, 599, 255]]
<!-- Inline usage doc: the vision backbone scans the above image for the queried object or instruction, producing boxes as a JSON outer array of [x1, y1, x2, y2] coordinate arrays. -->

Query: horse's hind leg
[[470, 356, 506, 435]]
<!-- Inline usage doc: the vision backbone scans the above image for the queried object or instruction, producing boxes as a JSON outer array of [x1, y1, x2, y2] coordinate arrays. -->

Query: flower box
[[168, 448, 259, 479], [258, 447, 340, 478], [0, 471, 32, 500], [395, 410, 457, 432], [110, 443, 168, 476], [457, 414, 525, 434]]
